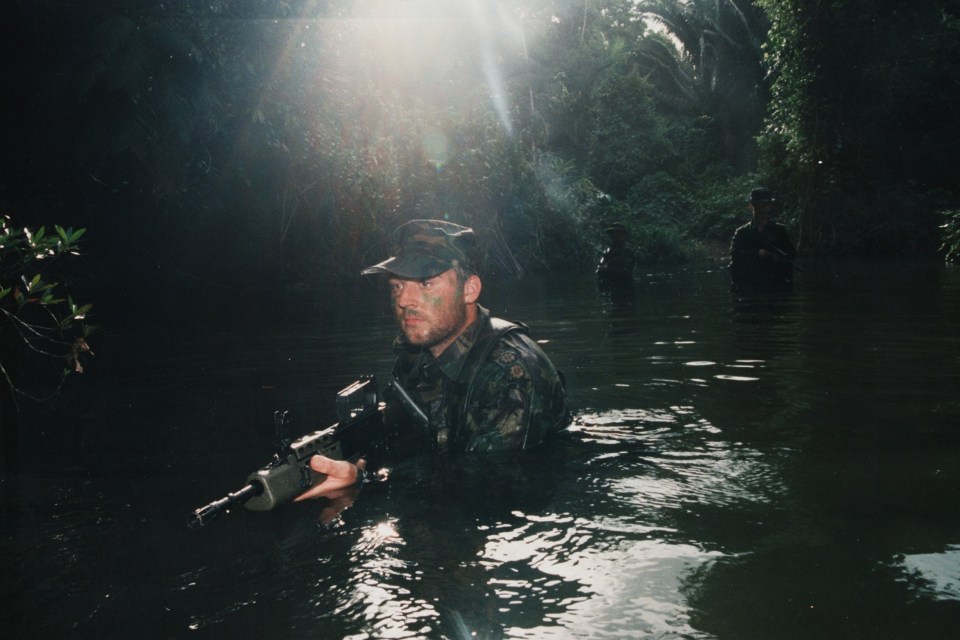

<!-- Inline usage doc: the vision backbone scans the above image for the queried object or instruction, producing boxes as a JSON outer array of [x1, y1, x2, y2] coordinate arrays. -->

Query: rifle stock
[[188, 375, 399, 528]]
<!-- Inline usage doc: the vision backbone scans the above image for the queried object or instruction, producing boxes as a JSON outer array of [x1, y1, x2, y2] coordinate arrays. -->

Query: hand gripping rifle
[[187, 375, 427, 529]]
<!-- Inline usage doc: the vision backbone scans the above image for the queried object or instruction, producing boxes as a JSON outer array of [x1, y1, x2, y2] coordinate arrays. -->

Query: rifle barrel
[[188, 482, 262, 529]]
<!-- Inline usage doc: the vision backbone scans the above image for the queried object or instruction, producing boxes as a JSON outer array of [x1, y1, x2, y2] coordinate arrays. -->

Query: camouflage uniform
[[596, 222, 636, 286], [729, 189, 797, 288], [391, 305, 568, 453], [729, 220, 796, 285], [362, 219, 569, 455]]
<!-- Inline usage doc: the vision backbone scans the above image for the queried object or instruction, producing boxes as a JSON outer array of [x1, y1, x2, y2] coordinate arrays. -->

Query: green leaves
[[55, 225, 86, 246], [940, 210, 960, 263], [1, 218, 94, 403]]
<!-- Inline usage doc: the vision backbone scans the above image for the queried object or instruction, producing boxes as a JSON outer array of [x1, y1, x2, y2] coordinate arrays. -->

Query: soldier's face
[[389, 268, 472, 356], [751, 201, 772, 218]]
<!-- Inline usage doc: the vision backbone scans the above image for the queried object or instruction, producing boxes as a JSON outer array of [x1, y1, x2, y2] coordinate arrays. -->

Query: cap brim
[[360, 256, 397, 276], [360, 253, 453, 279]]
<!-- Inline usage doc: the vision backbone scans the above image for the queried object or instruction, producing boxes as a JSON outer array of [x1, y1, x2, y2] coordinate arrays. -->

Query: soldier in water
[[729, 188, 797, 289], [296, 219, 570, 500], [597, 222, 636, 288]]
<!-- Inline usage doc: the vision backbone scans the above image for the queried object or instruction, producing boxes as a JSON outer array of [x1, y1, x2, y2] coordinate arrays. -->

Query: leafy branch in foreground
[[1, 215, 94, 405], [941, 210, 960, 263]]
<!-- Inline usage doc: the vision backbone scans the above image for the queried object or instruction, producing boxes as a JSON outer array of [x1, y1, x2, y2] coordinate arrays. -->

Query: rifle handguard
[[243, 427, 346, 511]]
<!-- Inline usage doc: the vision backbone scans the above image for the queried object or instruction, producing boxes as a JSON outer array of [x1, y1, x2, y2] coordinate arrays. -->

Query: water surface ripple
[[3, 259, 959, 639]]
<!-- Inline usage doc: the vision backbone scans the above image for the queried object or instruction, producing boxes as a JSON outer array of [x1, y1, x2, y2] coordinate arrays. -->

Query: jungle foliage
[[757, 0, 960, 255], [0, 217, 93, 441], [5, 0, 960, 304]]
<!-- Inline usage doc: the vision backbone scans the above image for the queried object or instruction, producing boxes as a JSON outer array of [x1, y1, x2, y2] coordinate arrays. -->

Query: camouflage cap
[[749, 188, 775, 203], [361, 219, 476, 278]]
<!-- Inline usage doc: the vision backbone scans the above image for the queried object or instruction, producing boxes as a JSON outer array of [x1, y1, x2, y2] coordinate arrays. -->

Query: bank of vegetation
[[4, 1, 960, 457], [5, 0, 960, 294]]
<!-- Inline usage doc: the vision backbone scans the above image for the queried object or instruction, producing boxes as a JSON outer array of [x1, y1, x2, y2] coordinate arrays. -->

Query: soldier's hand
[[294, 456, 366, 502]]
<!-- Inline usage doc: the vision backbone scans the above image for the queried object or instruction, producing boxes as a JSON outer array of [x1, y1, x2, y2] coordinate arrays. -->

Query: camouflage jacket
[[729, 220, 796, 286], [389, 306, 568, 454], [597, 244, 636, 278]]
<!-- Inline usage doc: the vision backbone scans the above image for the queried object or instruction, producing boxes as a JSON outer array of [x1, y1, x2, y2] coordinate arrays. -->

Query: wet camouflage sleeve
[[461, 332, 568, 452]]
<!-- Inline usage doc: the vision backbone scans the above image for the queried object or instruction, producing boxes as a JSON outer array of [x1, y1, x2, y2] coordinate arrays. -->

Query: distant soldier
[[597, 222, 636, 287], [730, 188, 797, 289]]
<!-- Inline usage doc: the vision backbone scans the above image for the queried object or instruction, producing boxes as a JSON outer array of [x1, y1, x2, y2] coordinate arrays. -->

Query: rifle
[[755, 228, 804, 272], [187, 375, 427, 529]]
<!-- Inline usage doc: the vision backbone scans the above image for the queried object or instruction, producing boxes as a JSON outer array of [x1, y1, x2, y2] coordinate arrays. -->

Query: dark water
[[4, 258, 960, 639]]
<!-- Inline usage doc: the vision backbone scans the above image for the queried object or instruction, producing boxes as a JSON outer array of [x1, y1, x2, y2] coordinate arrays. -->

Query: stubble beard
[[397, 300, 467, 352]]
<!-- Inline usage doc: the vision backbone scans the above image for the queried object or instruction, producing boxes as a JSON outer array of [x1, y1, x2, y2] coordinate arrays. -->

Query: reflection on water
[[898, 545, 960, 602], [3, 259, 960, 639]]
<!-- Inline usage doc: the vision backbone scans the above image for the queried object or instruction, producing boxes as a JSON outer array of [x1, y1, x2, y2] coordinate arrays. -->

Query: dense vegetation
[[3, 0, 959, 461], [0, 217, 92, 462], [4, 0, 960, 299]]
